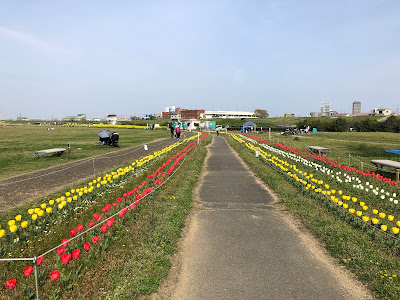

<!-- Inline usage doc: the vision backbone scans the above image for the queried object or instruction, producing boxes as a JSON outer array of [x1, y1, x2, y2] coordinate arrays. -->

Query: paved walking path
[[0, 137, 183, 211], [170, 136, 371, 300]]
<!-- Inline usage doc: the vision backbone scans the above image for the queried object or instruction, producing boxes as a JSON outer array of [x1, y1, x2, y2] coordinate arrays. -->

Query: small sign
[[144, 145, 148, 151], [255, 150, 259, 157]]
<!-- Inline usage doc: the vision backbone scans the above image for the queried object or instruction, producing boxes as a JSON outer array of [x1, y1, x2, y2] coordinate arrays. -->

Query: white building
[[373, 108, 392, 116], [321, 102, 330, 117], [107, 114, 118, 125], [203, 110, 255, 119]]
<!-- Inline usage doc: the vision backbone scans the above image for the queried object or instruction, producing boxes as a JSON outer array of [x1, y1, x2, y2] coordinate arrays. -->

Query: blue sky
[[0, 0, 399, 119]]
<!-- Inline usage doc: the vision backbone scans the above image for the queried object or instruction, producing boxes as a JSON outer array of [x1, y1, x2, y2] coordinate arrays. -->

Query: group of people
[[170, 126, 181, 140]]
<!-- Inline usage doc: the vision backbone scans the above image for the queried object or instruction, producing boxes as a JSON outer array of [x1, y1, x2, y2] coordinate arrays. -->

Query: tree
[[254, 109, 269, 118]]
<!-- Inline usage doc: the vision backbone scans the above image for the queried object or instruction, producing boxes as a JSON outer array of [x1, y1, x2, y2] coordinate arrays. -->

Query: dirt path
[[153, 136, 374, 300], [0, 137, 181, 211]]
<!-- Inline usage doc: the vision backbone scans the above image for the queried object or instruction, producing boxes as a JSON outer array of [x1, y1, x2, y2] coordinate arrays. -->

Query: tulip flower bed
[[234, 133, 400, 242], [1, 133, 208, 298], [67, 123, 167, 130], [227, 133, 400, 299]]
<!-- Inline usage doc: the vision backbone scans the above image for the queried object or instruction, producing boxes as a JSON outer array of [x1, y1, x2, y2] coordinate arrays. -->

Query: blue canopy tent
[[241, 121, 256, 133], [385, 150, 400, 155]]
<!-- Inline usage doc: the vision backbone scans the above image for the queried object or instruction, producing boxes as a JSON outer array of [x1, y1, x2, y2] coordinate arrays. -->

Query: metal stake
[[33, 255, 39, 300], [152, 189, 154, 234]]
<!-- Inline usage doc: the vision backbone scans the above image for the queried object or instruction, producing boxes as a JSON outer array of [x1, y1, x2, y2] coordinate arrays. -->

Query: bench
[[33, 148, 66, 158], [308, 146, 330, 156], [370, 159, 400, 181]]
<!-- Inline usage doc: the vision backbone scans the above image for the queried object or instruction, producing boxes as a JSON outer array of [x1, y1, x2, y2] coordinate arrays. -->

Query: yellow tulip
[[32, 214, 38, 221], [58, 204, 63, 209], [381, 225, 388, 231], [351, 197, 357, 202], [37, 210, 44, 217], [73, 195, 78, 200], [71, 189, 75, 193], [46, 207, 52, 214], [362, 216, 369, 222], [373, 209, 378, 214], [79, 192, 83, 196], [359, 202, 365, 206], [15, 215, 22, 222], [49, 200, 55, 205], [65, 192, 70, 197], [338, 190, 343, 195], [0, 229, 5, 237], [388, 215, 394, 221], [379, 213, 386, 219], [28, 209, 34, 215], [8, 220, 15, 226], [67, 197, 72, 203], [60, 196, 65, 201], [343, 204, 348, 209], [331, 189, 336, 194], [9, 225, 17, 233], [34, 208, 40, 213], [356, 211, 362, 217], [397, 221, 400, 227], [349, 209, 355, 214], [392, 227, 399, 235], [21, 221, 28, 228], [362, 206, 368, 211], [338, 201, 343, 206], [97, 184, 101, 188], [372, 218, 379, 225], [40, 203, 46, 209]]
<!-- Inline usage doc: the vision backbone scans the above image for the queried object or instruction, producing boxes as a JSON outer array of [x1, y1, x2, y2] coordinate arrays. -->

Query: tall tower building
[[321, 102, 330, 117], [352, 101, 361, 114]]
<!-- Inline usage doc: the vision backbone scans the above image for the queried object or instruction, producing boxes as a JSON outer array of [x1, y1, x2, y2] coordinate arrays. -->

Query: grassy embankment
[[0, 126, 169, 179], [226, 133, 400, 299], [0, 134, 210, 299]]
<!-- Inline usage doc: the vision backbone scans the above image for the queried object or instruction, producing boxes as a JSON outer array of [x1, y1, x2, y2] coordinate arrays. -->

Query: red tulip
[[129, 203, 135, 210], [102, 207, 107, 213], [117, 197, 122, 203], [83, 242, 91, 251], [57, 247, 66, 255], [61, 254, 71, 265], [119, 211, 125, 218], [92, 236, 99, 243], [70, 228, 77, 237], [72, 250, 81, 259], [61, 238, 69, 248], [93, 213, 100, 220], [36, 256, 43, 266], [123, 193, 128, 198], [98, 216, 102, 221], [77, 224, 84, 232], [106, 204, 111, 210], [50, 270, 60, 281], [112, 202, 117, 207], [23, 266, 34, 277], [107, 219, 113, 227], [6, 278, 17, 289], [89, 221, 95, 227], [101, 224, 108, 233]]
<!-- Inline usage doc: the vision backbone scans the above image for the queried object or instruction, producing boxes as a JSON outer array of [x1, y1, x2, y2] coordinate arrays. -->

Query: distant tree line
[[297, 116, 400, 132]]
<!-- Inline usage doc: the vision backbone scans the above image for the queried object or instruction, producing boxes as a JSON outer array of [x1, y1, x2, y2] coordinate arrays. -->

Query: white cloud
[[0, 26, 69, 55]]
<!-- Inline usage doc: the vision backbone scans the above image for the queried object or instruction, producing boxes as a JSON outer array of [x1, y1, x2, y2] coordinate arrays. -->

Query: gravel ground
[[0, 137, 184, 211]]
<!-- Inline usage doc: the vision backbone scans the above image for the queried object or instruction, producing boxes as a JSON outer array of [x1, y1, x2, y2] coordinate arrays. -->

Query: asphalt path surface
[[0, 137, 183, 211], [171, 136, 369, 300]]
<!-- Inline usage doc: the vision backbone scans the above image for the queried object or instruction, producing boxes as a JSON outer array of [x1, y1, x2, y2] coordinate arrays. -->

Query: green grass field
[[0, 125, 170, 179]]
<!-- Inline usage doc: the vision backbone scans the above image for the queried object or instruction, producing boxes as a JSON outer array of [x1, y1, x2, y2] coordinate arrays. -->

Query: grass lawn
[[0, 125, 170, 179]]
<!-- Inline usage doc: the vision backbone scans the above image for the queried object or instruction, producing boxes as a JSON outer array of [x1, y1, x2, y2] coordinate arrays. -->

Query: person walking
[[175, 126, 181, 140], [170, 125, 175, 138]]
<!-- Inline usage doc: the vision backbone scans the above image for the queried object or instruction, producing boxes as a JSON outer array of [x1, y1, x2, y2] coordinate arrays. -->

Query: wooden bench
[[370, 159, 400, 181], [308, 146, 330, 156], [33, 148, 66, 158]]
